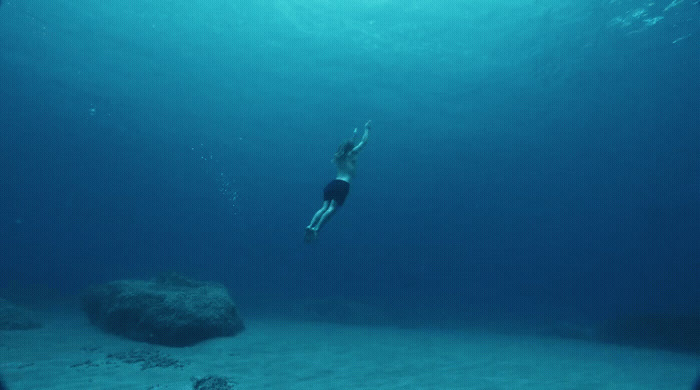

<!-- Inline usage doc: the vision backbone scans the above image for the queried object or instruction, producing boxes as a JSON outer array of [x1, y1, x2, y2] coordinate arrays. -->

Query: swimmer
[[305, 120, 370, 242]]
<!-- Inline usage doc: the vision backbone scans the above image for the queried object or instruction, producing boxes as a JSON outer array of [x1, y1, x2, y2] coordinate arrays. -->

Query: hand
[[365, 120, 371, 130]]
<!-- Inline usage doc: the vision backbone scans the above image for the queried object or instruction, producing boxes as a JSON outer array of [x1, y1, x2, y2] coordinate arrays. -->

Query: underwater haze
[[0, 0, 698, 329]]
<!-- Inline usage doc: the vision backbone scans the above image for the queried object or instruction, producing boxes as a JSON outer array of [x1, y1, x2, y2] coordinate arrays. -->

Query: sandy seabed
[[1, 312, 698, 390]]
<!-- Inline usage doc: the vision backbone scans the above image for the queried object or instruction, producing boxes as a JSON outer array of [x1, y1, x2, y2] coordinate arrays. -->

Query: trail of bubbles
[[192, 143, 240, 215]]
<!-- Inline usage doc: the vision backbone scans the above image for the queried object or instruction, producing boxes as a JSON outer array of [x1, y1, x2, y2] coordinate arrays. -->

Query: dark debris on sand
[[106, 349, 186, 370], [191, 375, 235, 390]]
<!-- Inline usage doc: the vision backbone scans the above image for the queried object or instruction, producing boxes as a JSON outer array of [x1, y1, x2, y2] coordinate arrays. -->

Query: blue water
[[0, 0, 698, 331]]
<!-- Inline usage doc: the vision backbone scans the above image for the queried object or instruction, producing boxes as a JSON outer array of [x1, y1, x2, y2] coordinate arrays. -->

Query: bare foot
[[304, 227, 318, 243]]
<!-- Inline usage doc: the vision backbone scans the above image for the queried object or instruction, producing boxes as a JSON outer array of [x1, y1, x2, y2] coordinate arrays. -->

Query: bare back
[[335, 152, 357, 182]]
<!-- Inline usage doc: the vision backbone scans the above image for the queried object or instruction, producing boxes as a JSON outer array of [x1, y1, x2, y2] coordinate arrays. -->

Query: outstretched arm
[[351, 120, 370, 154]]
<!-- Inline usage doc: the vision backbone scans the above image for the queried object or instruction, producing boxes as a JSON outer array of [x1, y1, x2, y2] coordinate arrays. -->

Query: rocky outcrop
[[0, 298, 42, 330], [81, 273, 244, 347]]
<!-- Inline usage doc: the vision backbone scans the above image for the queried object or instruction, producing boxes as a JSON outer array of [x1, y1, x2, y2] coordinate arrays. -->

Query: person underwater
[[305, 120, 370, 242]]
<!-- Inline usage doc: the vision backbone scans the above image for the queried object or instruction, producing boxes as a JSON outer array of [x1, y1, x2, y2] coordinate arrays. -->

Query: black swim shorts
[[323, 179, 350, 206]]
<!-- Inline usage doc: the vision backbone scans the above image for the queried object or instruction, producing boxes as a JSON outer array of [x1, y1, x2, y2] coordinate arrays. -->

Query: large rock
[[81, 273, 244, 347], [0, 298, 42, 330]]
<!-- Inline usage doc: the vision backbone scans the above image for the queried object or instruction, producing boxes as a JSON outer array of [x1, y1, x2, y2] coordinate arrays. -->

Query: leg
[[314, 200, 337, 231], [306, 201, 330, 242], [307, 201, 330, 230]]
